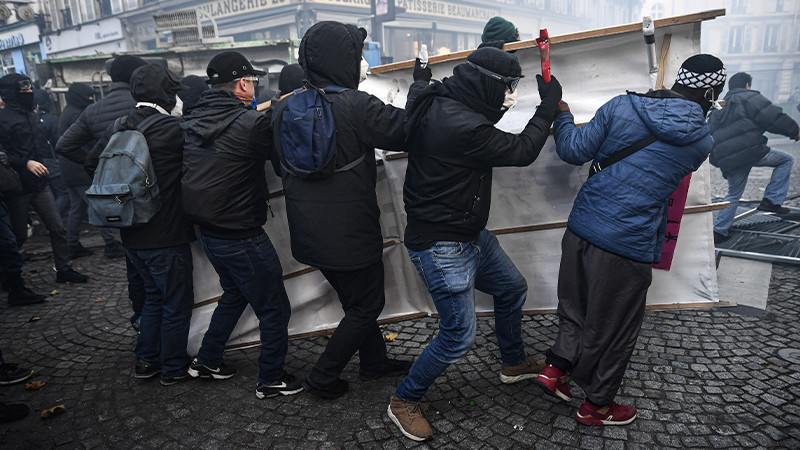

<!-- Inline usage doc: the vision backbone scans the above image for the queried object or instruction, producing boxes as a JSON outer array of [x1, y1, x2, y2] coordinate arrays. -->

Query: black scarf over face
[[405, 62, 507, 137]]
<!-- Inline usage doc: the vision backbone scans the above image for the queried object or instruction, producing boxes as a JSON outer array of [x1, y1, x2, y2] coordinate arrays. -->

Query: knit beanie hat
[[108, 55, 148, 83], [481, 17, 519, 43], [675, 54, 726, 90]]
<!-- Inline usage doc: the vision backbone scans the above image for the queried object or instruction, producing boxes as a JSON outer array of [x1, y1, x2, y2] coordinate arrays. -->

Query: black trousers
[[309, 260, 389, 386], [547, 229, 652, 405]]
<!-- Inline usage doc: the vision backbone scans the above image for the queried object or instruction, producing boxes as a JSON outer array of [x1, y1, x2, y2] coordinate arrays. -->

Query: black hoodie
[[272, 21, 407, 271], [86, 64, 194, 249], [57, 82, 96, 186]]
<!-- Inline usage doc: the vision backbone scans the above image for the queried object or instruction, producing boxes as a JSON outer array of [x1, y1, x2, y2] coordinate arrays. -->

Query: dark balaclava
[[65, 82, 95, 110], [299, 21, 366, 89], [447, 47, 522, 123], [0, 73, 34, 111], [278, 64, 305, 96], [130, 64, 182, 112], [108, 55, 148, 84], [177, 75, 208, 110]]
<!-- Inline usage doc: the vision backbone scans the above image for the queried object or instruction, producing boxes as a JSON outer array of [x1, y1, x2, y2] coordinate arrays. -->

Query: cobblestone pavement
[[1, 138, 799, 449]]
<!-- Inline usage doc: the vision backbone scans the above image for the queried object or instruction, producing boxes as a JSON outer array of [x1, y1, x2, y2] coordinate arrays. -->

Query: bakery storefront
[[0, 22, 44, 82]]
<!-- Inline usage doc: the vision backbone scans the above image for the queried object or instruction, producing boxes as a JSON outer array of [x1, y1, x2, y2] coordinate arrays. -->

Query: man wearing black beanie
[[535, 54, 725, 427], [388, 46, 561, 441]]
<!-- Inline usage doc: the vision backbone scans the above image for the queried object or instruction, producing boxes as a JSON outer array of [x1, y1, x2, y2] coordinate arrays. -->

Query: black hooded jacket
[[182, 89, 272, 239], [57, 83, 96, 186], [86, 64, 194, 250], [0, 79, 51, 194], [402, 52, 554, 248], [272, 21, 407, 271]]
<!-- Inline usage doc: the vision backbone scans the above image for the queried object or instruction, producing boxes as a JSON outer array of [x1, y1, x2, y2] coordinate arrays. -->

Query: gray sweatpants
[[548, 229, 652, 405]]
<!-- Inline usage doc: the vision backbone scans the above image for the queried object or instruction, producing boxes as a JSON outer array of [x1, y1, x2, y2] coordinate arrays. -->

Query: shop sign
[[197, 0, 298, 20], [309, 0, 499, 22], [0, 24, 40, 50], [0, 33, 23, 50]]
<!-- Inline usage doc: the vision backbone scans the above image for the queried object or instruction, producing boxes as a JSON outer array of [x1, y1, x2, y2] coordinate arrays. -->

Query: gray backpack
[[85, 114, 163, 228]]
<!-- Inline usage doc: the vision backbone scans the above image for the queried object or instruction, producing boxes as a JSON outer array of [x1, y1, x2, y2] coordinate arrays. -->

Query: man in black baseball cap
[[203, 51, 265, 108]]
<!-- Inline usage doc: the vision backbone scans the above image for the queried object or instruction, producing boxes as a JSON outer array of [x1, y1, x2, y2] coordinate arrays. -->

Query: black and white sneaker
[[187, 357, 236, 380], [255, 373, 304, 399], [0, 363, 34, 385]]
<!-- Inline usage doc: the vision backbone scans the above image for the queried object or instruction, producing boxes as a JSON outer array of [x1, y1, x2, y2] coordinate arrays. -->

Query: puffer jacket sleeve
[[55, 110, 95, 165], [84, 120, 117, 175], [553, 99, 616, 165], [746, 92, 800, 138]]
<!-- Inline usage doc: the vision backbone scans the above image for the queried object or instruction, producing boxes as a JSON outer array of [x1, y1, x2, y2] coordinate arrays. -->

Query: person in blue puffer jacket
[[534, 54, 726, 427]]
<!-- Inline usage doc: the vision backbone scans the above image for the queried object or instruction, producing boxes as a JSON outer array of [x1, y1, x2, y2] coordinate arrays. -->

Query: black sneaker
[[0, 402, 30, 424], [160, 370, 190, 386], [134, 360, 161, 379], [360, 358, 413, 381], [56, 267, 88, 284], [8, 287, 46, 306], [69, 245, 93, 259], [0, 363, 34, 385], [255, 373, 304, 399], [757, 199, 791, 214], [187, 357, 236, 380], [303, 376, 349, 400], [103, 241, 125, 259]]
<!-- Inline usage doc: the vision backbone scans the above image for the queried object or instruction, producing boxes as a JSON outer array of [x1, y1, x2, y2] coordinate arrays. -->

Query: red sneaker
[[575, 400, 637, 426], [534, 364, 572, 402]]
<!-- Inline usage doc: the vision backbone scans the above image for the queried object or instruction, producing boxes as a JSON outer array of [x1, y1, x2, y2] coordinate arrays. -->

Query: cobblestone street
[[1, 139, 799, 449]]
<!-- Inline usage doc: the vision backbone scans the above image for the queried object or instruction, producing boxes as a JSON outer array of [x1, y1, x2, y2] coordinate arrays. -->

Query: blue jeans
[[126, 244, 194, 379], [395, 228, 528, 402], [715, 149, 794, 236], [197, 232, 291, 383]]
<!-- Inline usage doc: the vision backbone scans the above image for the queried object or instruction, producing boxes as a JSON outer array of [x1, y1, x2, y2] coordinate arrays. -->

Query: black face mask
[[17, 91, 34, 112]]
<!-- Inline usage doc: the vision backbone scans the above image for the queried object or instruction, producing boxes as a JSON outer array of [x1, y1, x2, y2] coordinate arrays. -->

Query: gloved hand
[[533, 74, 562, 123], [555, 100, 570, 117], [537, 74, 562, 108], [0, 151, 8, 166], [413, 58, 432, 83]]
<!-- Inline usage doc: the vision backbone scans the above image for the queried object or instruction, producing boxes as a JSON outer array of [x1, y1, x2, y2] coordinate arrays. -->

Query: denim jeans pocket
[[210, 249, 256, 283], [409, 256, 431, 291], [431, 241, 468, 258]]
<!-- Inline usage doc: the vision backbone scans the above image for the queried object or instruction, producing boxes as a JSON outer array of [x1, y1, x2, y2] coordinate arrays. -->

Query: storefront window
[[384, 27, 476, 62], [1, 51, 15, 75], [24, 48, 41, 83]]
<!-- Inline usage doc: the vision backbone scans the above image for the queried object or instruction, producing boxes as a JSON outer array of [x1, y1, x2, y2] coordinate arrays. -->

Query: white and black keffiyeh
[[676, 66, 727, 89]]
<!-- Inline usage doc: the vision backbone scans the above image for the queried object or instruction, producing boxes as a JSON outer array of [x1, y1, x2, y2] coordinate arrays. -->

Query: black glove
[[413, 58, 432, 83], [0, 151, 7, 166], [533, 74, 563, 123]]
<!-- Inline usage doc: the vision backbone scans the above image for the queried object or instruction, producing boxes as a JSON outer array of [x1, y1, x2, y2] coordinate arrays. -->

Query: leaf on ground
[[49, 290, 58, 296], [40, 404, 66, 419], [27, 316, 40, 323], [25, 380, 46, 390], [383, 332, 399, 342], [94, 297, 106, 302]]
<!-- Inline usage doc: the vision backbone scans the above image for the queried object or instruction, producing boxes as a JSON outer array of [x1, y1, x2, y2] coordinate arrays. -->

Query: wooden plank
[[656, 34, 672, 89], [370, 9, 725, 74]]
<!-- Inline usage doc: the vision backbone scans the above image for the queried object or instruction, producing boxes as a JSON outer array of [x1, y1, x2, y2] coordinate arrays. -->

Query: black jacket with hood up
[[403, 48, 555, 247], [86, 64, 195, 250], [182, 88, 272, 239], [57, 83, 96, 186], [272, 21, 407, 271], [0, 77, 51, 194]]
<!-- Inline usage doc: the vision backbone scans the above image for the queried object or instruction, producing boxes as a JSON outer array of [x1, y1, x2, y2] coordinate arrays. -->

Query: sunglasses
[[467, 62, 523, 93], [242, 76, 259, 86], [17, 78, 33, 91]]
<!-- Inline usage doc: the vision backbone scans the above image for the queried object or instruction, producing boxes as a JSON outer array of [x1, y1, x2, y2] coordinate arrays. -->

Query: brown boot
[[500, 355, 546, 384], [387, 395, 433, 441]]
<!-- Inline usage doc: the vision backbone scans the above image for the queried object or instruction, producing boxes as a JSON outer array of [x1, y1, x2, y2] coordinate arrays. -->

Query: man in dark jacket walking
[[56, 55, 146, 328], [0, 73, 87, 284], [274, 21, 411, 400], [709, 72, 799, 241], [536, 54, 725, 427], [388, 46, 561, 441], [182, 51, 303, 399], [57, 82, 122, 259], [86, 64, 196, 386]]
